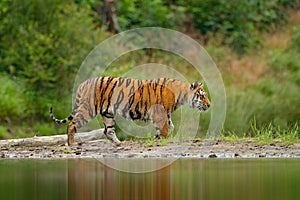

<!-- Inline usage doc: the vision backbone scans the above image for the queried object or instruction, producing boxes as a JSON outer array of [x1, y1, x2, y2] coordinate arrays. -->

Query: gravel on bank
[[1, 139, 300, 159]]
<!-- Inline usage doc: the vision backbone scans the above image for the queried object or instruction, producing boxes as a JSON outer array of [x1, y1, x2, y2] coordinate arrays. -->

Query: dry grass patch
[[219, 54, 267, 88]]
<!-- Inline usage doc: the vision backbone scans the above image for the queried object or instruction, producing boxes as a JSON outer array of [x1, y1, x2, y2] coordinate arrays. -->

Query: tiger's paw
[[113, 139, 121, 146], [110, 135, 121, 146], [114, 142, 121, 146], [66, 141, 79, 146]]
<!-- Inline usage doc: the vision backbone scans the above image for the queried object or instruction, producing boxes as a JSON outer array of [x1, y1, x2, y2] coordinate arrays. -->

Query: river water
[[0, 158, 300, 200]]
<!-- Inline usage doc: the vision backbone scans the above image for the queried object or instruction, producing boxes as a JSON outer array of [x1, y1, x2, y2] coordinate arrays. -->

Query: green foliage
[[223, 88, 259, 133], [0, 74, 25, 119], [0, 0, 105, 119], [80, 0, 300, 54], [257, 79, 299, 125], [256, 49, 300, 126], [0, 126, 6, 138], [292, 25, 300, 50], [32, 123, 57, 136], [117, 0, 185, 30], [189, 0, 294, 54], [221, 75, 300, 135], [268, 49, 300, 85]]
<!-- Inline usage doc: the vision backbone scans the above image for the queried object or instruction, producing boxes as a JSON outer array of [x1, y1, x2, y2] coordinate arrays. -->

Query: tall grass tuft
[[252, 117, 299, 145]]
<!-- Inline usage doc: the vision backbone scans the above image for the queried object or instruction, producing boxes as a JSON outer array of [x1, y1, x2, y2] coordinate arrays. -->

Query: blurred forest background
[[0, 0, 299, 139]]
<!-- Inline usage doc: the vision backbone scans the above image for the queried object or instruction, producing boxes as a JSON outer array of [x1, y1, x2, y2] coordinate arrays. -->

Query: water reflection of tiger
[[50, 76, 210, 146]]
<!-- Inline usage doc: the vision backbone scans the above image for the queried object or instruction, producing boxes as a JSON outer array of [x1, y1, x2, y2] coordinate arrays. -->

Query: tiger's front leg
[[168, 114, 174, 133], [150, 105, 169, 139], [154, 121, 169, 139], [102, 116, 121, 146]]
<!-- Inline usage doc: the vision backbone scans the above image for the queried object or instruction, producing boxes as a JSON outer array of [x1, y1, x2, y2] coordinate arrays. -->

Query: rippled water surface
[[1, 158, 300, 200]]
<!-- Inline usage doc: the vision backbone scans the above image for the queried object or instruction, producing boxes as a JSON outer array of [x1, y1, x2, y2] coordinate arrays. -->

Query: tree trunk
[[0, 129, 105, 147], [97, 0, 120, 33]]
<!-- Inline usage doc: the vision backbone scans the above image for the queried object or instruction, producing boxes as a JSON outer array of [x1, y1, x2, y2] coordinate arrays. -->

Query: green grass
[[252, 121, 299, 145], [143, 135, 175, 148], [219, 121, 299, 145], [219, 131, 247, 143]]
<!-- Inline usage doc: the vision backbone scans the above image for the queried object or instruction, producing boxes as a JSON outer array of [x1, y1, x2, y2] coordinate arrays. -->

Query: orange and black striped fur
[[50, 76, 210, 146]]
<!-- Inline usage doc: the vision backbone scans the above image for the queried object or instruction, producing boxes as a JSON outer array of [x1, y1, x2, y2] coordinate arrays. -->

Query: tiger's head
[[189, 82, 210, 112]]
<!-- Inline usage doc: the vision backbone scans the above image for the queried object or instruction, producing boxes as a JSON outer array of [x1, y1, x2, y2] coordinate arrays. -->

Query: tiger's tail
[[49, 106, 73, 124]]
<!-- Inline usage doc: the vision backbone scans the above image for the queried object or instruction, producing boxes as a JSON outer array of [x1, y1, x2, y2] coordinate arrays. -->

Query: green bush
[[0, 0, 105, 119], [221, 76, 300, 135], [255, 79, 300, 126], [292, 25, 300, 50], [189, 0, 293, 54], [268, 49, 300, 86], [117, 0, 185, 30], [0, 74, 25, 120], [33, 123, 58, 136]]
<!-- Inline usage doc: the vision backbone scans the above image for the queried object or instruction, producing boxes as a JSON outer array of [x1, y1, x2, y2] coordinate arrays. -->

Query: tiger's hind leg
[[101, 116, 121, 146], [67, 104, 97, 146], [67, 122, 77, 146]]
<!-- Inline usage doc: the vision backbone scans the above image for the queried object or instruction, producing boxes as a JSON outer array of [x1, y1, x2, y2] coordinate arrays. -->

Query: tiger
[[50, 76, 210, 146]]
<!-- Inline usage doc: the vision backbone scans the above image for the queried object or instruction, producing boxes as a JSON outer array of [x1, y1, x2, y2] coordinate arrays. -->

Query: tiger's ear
[[190, 82, 203, 90]]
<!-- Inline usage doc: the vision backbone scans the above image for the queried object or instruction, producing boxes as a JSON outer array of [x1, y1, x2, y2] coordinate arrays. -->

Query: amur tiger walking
[[50, 76, 210, 146]]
